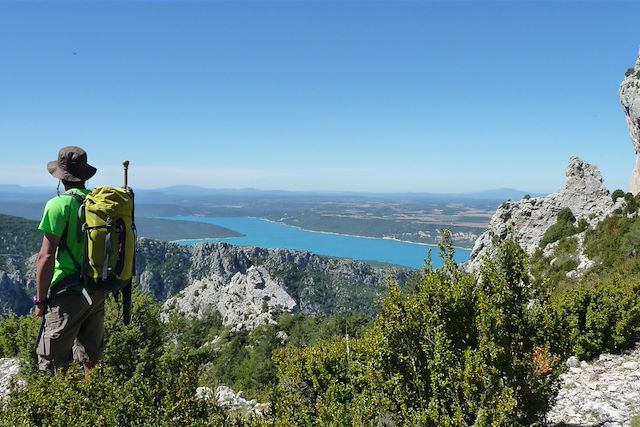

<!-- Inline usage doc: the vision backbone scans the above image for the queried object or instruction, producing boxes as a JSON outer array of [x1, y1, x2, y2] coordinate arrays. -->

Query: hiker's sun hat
[[47, 146, 97, 182]]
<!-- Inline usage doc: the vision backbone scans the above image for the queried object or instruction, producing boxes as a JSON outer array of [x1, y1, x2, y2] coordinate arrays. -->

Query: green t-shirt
[[38, 188, 90, 289]]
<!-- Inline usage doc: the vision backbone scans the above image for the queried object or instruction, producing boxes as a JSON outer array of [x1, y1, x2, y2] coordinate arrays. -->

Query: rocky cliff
[[621, 49, 640, 194], [136, 239, 412, 322], [0, 257, 32, 316], [466, 156, 620, 272]]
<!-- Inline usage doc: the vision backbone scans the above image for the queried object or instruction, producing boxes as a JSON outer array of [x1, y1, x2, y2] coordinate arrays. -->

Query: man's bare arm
[[35, 234, 59, 316]]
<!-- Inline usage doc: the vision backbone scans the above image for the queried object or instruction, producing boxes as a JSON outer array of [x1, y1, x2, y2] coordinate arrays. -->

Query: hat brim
[[47, 160, 97, 182]]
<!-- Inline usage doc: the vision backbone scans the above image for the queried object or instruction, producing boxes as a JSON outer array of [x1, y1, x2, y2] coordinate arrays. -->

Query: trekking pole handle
[[123, 160, 130, 188]]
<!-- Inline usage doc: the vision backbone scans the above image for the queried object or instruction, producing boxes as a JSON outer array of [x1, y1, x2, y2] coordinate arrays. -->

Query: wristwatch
[[33, 296, 46, 307]]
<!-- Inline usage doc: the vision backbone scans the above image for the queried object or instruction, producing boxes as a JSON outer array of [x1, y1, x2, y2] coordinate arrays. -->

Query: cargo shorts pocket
[[44, 306, 68, 340]]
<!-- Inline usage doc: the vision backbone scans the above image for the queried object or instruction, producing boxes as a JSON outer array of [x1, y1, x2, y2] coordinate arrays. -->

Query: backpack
[[83, 186, 136, 291], [58, 185, 136, 325]]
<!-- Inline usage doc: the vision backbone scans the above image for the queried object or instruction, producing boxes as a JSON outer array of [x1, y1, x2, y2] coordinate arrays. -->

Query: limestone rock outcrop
[[467, 156, 619, 272], [0, 358, 22, 400], [548, 343, 640, 427], [620, 49, 640, 194], [164, 265, 297, 330], [195, 385, 269, 417]]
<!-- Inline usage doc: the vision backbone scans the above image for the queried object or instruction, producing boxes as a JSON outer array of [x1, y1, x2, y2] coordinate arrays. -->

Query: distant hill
[[455, 188, 547, 200], [135, 217, 242, 241], [0, 213, 413, 317], [0, 184, 547, 201]]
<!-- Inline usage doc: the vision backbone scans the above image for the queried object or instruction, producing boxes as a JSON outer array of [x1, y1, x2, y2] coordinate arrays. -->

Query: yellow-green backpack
[[83, 186, 136, 290], [72, 185, 136, 325]]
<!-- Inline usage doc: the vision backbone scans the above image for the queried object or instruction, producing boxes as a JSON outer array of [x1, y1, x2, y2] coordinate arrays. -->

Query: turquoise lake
[[165, 216, 471, 270]]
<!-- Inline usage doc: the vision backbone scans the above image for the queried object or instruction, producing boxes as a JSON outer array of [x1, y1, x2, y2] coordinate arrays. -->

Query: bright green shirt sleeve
[[38, 196, 69, 237]]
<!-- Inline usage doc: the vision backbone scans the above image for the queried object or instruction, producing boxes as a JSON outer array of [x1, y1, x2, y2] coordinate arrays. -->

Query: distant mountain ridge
[[0, 184, 546, 201]]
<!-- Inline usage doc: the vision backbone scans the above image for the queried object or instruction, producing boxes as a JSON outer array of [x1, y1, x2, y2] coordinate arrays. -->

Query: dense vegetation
[[2, 198, 640, 425], [270, 238, 562, 426], [0, 214, 41, 260]]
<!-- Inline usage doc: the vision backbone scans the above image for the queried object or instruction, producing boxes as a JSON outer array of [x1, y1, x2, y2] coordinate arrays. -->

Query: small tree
[[612, 189, 625, 202]]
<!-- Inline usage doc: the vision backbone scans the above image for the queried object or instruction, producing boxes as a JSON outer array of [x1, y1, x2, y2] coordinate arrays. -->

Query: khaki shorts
[[36, 289, 106, 373]]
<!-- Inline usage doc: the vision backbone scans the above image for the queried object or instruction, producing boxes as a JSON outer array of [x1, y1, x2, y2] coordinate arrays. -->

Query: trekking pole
[[123, 160, 130, 189]]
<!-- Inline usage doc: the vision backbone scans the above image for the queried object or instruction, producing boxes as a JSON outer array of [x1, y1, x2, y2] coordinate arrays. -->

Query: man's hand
[[34, 303, 46, 317]]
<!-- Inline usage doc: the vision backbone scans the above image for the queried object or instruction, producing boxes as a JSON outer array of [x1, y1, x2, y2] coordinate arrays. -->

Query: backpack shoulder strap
[[57, 190, 87, 276]]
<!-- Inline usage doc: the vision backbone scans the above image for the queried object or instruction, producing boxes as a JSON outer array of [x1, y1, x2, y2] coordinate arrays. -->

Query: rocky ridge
[[620, 49, 640, 195], [466, 156, 620, 272], [137, 239, 412, 323]]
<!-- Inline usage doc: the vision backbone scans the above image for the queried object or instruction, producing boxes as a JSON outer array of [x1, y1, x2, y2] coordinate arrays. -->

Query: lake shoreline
[[163, 216, 471, 269], [171, 215, 473, 251]]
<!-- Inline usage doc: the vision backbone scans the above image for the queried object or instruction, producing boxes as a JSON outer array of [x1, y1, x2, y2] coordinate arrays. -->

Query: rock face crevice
[[620, 49, 640, 194], [466, 156, 619, 272]]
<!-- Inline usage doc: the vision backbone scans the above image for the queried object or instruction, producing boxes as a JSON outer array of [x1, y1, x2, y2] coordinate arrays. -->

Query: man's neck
[[63, 182, 86, 191]]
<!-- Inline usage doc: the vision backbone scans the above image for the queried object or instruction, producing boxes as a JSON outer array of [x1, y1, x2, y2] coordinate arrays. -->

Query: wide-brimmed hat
[[47, 146, 97, 182]]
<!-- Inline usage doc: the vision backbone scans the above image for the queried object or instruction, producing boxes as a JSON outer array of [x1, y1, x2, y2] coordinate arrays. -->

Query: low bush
[[271, 239, 561, 426], [540, 208, 584, 249], [531, 276, 640, 360]]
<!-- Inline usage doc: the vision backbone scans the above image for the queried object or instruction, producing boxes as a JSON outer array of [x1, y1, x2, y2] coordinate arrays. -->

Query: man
[[35, 146, 106, 378]]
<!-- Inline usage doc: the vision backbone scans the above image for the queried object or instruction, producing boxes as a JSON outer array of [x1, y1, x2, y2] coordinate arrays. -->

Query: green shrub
[[272, 238, 561, 426], [530, 237, 581, 289], [531, 277, 640, 360], [624, 192, 640, 214], [0, 360, 241, 426], [612, 189, 625, 202], [0, 314, 41, 360], [0, 288, 255, 426], [540, 208, 581, 248], [584, 214, 640, 268]]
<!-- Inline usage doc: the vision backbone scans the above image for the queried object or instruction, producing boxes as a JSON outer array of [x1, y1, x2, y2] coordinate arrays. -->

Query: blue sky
[[1, 1, 639, 193]]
